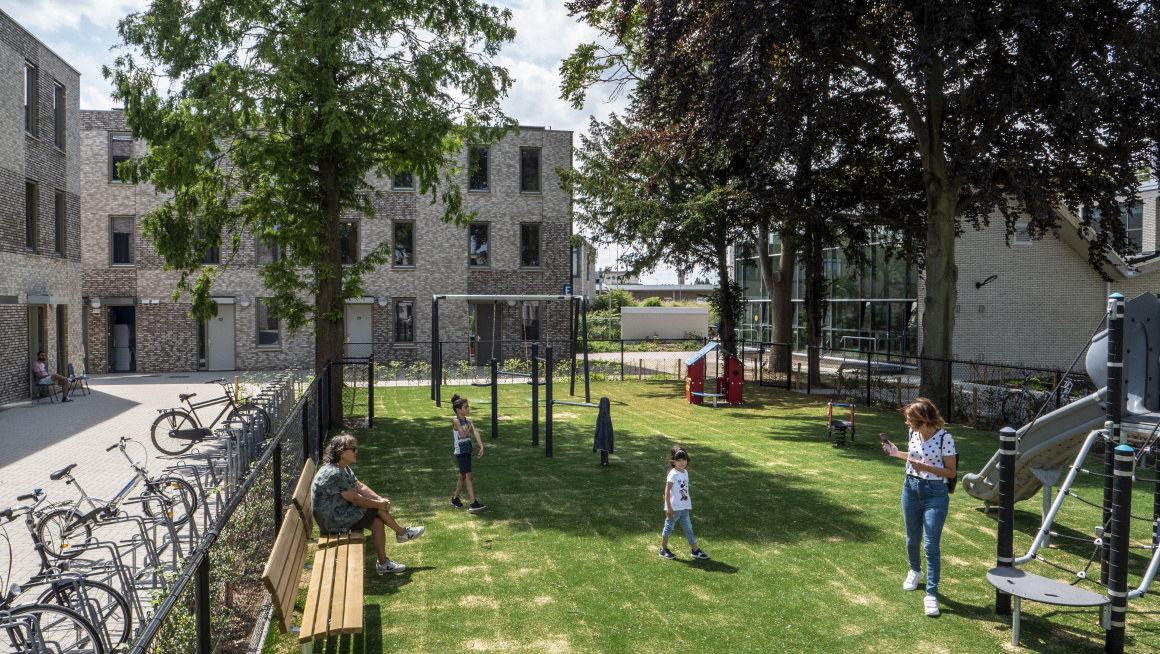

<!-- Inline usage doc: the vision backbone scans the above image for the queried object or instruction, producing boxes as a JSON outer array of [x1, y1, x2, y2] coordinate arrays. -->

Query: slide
[[962, 388, 1107, 505]]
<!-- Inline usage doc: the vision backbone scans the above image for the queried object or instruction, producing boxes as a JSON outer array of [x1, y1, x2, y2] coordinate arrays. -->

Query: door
[[108, 306, 136, 372], [28, 306, 45, 395], [474, 302, 501, 365], [345, 304, 373, 359], [207, 304, 236, 371]]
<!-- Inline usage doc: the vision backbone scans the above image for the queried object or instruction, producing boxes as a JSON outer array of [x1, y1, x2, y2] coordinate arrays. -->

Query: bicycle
[[1, 490, 131, 651], [1002, 376, 1075, 426], [36, 437, 199, 560], [150, 378, 271, 455]]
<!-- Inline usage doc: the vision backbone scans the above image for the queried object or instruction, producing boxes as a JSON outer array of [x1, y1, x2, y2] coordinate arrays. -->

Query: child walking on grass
[[450, 395, 485, 511], [660, 445, 709, 560]]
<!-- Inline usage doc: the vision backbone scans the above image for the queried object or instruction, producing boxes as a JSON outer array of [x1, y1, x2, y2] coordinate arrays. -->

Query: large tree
[[107, 0, 515, 423], [619, 0, 1160, 408]]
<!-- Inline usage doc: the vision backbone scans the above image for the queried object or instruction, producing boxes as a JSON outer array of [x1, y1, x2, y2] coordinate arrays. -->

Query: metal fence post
[[545, 345, 553, 456], [945, 361, 953, 421], [490, 358, 499, 439], [785, 344, 792, 391], [195, 554, 211, 654], [369, 359, 375, 429], [806, 345, 812, 395], [273, 440, 283, 533], [620, 339, 625, 381], [532, 342, 539, 447], [866, 347, 872, 406]]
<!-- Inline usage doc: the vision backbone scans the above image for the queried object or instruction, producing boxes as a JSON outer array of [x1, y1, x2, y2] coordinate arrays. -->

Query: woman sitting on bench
[[312, 434, 425, 574]]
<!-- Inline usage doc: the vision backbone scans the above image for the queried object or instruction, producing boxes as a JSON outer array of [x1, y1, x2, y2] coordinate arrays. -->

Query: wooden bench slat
[[260, 508, 305, 634], [278, 525, 309, 631], [341, 539, 364, 634], [330, 534, 351, 635], [306, 537, 338, 642], [291, 460, 316, 535], [299, 541, 330, 643]]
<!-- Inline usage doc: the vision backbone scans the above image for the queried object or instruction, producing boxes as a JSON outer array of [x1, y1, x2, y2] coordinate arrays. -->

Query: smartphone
[[880, 433, 891, 451]]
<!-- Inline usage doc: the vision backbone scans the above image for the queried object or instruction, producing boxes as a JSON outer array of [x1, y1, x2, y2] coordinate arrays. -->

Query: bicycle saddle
[[179, 393, 197, 401], [49, 463, 78, 480]]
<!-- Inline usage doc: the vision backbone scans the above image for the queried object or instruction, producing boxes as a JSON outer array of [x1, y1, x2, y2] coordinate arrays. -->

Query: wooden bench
[[262, 460, 365, 653]]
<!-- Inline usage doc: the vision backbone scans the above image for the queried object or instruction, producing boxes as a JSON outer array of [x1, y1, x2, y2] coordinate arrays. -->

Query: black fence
[[128, 367, 329, 654]]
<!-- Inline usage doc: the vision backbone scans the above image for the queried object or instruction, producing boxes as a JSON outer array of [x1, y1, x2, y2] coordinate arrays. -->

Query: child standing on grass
[[660, 445, 709, 560], [450, 395, 485, 511]]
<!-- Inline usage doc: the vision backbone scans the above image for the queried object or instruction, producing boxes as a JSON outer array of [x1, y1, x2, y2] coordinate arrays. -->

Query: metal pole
[[620, 337, 625, 381], [866, 347, 872, 406], [786, 344, 792, 391], [1106, 443, 1135, 654], [369, 358, 375, 428], [490, 358, 498, 439], [194, 553, 211, 654], [273, 441, 283, 533], [1103, 293, 1125, 585], [570, 297, 578, 397], [431, 297, 438, 401], [546, 345, 553, 456], [532, 342, 539, 447], [806, 345, 812, 395], [996, 426, 1017, 615], [582, 297, 590, 403], [945, 359, 953, 421], [1154, 453, 1160, 547]]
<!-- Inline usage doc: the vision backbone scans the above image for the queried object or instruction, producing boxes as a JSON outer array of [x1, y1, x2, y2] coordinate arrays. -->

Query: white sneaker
[[924, 595, 940, 617], [396, 525, 425, 543], [376, 559, 405, 574], [903, 569, 923, 591]]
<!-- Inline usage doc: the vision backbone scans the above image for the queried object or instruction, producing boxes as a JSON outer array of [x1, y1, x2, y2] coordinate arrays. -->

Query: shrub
[[642, 296, 663, 307]]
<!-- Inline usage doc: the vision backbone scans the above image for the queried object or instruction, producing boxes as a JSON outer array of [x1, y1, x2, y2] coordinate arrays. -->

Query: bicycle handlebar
[[106, 443, 118, 452], [15, 493, 36, 502], [206, 378, 228, 385]]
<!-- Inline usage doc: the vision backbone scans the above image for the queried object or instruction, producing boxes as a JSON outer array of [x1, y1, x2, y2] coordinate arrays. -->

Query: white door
[[345, 304, 373, 359], [207, 304, 236, 371]]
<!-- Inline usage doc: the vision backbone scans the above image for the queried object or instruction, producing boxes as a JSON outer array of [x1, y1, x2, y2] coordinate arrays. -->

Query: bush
[[642, 296, 663, 307]]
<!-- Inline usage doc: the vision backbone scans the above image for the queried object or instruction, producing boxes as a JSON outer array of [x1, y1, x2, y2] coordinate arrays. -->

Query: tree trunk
[[757, 223, 796, 376], [804, 221, 824, 386], [716, 240, 738, 356], [918, 190, 958, 415], [317, 159, 345, 430]]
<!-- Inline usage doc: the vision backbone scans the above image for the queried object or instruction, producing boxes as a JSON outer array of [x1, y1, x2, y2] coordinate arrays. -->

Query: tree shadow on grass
[[321, 603, 381, 654]]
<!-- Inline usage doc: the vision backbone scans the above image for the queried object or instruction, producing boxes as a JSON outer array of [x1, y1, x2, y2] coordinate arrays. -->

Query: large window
[[1126, 201, 1144, 254], [520, 148, 541, 193], [395, 300, 414, 342], [24, 64, 37, 136], [25, 181, 37, 252], [392, 170, 413, 190], [256, 233, 281, 265], [469, 147, 489, 191], [393, 221, 414, 267], [109, 132, 133, 182], [522, 302, 540, 341], [520, 223, 540, 268], [110, 216, 134, 265], [202, 232, 220, 265], [469, 223, 489, 267], [53, 83, 65, 150], [54, 191, 65, 257], [340, 220, 360, 264], [572, 247, 581, 277], [256, 299, 280, 348]]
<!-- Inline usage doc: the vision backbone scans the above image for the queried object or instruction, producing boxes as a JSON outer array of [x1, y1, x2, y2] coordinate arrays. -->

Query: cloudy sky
[[2, 0, 687, 283]]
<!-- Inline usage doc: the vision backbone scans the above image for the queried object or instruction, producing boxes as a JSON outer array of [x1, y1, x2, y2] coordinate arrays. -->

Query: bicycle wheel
[[6, 603, 105, 654], [151, 410, 199, 456], [141, 477, 199, 528], [1002, 392, 1027, 426], [37, 578, 131, 651], [228, 402, 272, 438], [36, 509, 94, 560]]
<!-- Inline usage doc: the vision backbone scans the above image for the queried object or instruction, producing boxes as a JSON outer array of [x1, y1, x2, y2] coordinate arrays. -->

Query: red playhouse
[[684, 342, 743, 407]]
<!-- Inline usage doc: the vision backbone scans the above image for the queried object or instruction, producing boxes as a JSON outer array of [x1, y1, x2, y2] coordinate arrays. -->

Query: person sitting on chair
[[311, 433, 425, 573], [32, 351, 72, 402]]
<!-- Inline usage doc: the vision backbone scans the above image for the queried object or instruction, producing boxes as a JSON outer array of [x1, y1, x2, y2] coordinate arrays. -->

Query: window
[[109, 132, 133, 182], [572, 247, 581, 277], [110, 216, 134, 265], [392, 171, 413, 190], [54, 191, 65, 256], [522, 302, 540, 341], [256, 231, 281, 265], [25, 181, 37, 252], [340, 220, 359, 264], [202, 231, 220, 265], [24, 64, 37, 136], [393, 221, 414, 267], [520, 148, 541, 193], [469, 147, 489, 191], [1126, 201, 1144, 254], [1013, 224, 1033, 245], [394, 300, 414, 342], [520, 223, 540, 268], [468, 223, 489, 267], [256, 299, 280, 347], [53, 83, 65, 150]]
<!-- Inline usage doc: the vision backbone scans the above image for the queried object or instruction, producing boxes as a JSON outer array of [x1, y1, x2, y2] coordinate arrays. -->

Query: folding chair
[[33, 373, 58, 404], [67, 362, 90, 396], [827, 402, 855, 446]]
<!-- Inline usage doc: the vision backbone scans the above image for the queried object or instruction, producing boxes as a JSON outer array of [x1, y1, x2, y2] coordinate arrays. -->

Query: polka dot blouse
[[906, 429, 956, 482]]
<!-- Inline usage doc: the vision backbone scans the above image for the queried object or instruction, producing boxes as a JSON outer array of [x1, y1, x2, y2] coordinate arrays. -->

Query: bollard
[[1106, 444, 1135, 654], [532, 343, 540, 447], [1103, 293, 1125, 585], [545, 345, 553, 457], [996, 426, 1017, 615], [490, 358, 498, 439]]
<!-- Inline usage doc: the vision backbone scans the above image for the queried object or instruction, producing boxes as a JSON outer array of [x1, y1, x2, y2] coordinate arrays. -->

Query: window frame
[[54, 191, 66, 257], [53, 82, 65, 151], [392, 170, 414, 190], [109, 132, 134, 183], [255, 298, 281, 349], [520, 147, 542, 194], [394, 299, 415, 343], [24, 63, 38, 137], [255, 230, 282, 265], [520, 223, 541, 269], [392, 221, 415, 268], [25, 181, 38, 253], [572, 247, 581, 277], [340, 220, 360, 265], [109, 215, 135, 266], [468, 147, 489, 192], [468, 222, 490, 268]]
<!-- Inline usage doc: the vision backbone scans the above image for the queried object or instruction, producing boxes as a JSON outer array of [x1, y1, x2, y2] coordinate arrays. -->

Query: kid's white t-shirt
[[665, 468, 692, 511]]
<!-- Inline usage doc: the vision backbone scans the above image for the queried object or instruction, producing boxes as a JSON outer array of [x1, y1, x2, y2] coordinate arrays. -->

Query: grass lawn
[[264, 381, 1160, 653]]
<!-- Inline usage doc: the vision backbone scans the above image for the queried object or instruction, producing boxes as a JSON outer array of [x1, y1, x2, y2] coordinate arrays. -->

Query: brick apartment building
[[80, 108, 574, 373], [0, 9, 83, 406]]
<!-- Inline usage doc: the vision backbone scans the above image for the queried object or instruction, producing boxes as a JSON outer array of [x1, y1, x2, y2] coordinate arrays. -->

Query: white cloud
[[1, 0, 147, 32]]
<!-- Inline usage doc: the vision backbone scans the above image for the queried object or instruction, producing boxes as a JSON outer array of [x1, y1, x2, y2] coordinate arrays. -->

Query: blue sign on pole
[[562, 283, 574, 296]]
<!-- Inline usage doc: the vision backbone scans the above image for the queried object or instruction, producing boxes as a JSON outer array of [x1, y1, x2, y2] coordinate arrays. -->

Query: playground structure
[[684, 342, 743, 406], [983, 293, 1160, 652], [826, 402, 855, 446]]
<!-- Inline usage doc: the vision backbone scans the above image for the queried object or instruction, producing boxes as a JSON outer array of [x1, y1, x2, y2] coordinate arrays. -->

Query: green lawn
[[265, 381, 1160, 653]]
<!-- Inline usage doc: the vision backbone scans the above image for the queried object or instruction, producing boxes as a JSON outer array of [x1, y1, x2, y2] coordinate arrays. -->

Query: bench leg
[[1012, 596, 1021, 646]]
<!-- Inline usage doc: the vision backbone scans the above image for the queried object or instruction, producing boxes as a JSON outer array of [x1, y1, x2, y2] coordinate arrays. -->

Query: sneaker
[[903, 569, 923, 591], [924, 594, 940, 617], [60, 397, 74, 403], [376, 559, 406, 574], [691, 548, 710, 560], [659, 548, 676, 560], [468, 500, 486, 512], [395, 526, 425, 543], [451, 496, 463, 509]]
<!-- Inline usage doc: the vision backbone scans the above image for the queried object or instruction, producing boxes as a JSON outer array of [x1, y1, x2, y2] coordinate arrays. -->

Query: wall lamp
[[975, 275, 998, 289], [239, 296, 251, 308], [377, 296, 389, 307], [90, 297, 101, 309]]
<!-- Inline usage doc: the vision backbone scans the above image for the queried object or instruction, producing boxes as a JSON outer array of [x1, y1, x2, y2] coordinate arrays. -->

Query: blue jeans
[[901, 477, 949, 596], [662, 509, 696, 545]]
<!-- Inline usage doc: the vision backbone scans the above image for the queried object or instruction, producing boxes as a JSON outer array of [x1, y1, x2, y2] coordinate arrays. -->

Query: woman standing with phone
[[881, 397, 957, 617]]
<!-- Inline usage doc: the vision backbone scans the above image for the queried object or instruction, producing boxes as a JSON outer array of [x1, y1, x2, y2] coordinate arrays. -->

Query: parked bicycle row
[[0, 372, 300, 654]]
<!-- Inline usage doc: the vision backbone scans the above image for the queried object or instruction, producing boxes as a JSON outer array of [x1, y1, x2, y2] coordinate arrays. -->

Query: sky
[[1, 0, 691, 284]]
